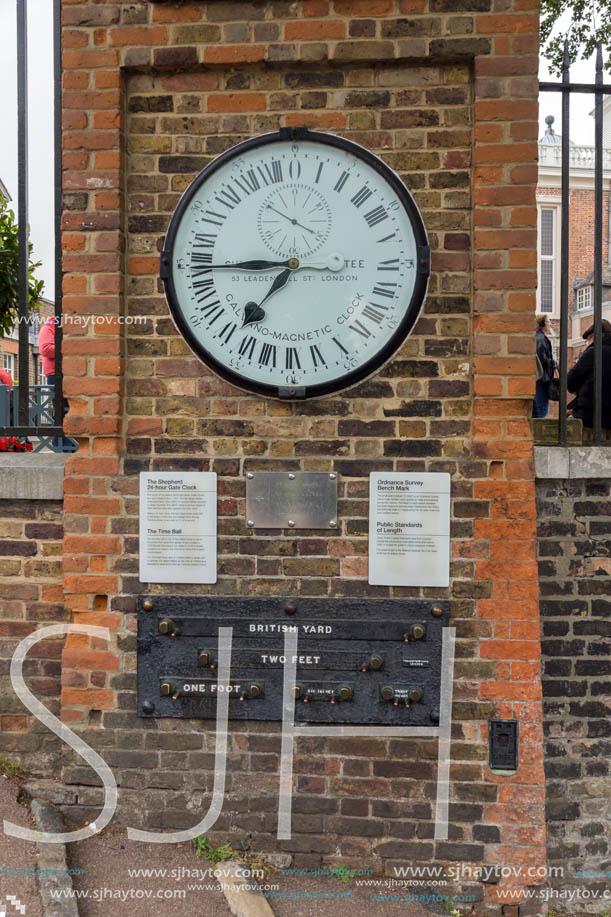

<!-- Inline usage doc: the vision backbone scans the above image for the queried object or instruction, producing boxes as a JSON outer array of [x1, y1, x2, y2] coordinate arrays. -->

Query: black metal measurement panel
[[137, 597, 449, 725]]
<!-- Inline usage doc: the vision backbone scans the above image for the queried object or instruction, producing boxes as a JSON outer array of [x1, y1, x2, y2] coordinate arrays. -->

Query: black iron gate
[[539, 41, 611, 446], [0, 0, 64, 449]]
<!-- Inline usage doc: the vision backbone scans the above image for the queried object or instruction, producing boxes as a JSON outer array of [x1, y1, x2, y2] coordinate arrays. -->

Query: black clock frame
[[160, 127, 430, 400]]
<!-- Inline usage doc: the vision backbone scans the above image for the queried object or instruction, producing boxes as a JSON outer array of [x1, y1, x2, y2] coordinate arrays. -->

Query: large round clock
[[160, 128, 430, 399]]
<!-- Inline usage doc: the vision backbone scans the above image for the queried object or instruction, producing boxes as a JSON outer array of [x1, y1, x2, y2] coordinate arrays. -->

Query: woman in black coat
[[567, 320, 611, 429], [533, 314, 556, 418]]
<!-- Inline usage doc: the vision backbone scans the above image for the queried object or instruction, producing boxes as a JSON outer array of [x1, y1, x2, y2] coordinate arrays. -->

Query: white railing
[[539, 143, 611, 171]]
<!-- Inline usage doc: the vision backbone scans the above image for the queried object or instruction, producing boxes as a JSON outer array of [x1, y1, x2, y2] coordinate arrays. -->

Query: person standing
[[0, 365, 14, 426], [38, 315, 56, 384], [37, 317, 76, 451], [0, 367, 13, 389], [533, 314, 556, 419], [567, 319, 611, 429]]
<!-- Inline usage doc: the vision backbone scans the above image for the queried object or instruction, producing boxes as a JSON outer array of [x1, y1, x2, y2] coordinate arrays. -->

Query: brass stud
[[293, 684, 302, 699], [158, 619, 174, 635], [381, 685, 394, 702], [249, 684, 261, 698], [160, 682, 172, 696], [411, 624, 425, 640], [142, 599, 153, 612], [339, 686, 352, 702], [409, 687, 423, 703], [370, 654, 383, 670], [284, 600, 297, 615], [431, 605, 443, 618]]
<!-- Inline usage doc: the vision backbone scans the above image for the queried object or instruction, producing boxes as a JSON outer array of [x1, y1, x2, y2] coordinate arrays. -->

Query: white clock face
[[163, 132, 429, 398]]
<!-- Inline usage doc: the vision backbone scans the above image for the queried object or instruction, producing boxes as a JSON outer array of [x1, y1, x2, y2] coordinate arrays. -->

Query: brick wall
[[537, 478, 611, 913], [0, 499, 65, 774], [55, 0, 545, 911]]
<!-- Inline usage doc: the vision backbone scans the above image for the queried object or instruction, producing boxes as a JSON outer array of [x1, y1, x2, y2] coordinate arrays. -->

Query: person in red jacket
[[0, 367, 14, 389], [38, 316, 56, 381], [37, 317, 77, 452], [0, 365, 14, 426]]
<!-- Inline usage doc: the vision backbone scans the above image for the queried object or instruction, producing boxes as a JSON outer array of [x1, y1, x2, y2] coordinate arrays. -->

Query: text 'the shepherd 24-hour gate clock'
[[160, 128, 430, 399]]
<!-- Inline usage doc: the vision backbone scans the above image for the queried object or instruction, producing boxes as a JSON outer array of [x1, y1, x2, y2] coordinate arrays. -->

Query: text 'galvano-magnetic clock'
[[160, 128, 430, 400]]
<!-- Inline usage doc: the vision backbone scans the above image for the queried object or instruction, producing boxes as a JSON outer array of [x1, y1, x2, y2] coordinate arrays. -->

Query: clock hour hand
[[242, 269, 293, 328]]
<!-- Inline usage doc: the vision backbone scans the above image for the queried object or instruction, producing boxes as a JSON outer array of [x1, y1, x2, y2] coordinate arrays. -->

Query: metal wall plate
[[137, 596, 449, 724], [245, 472, 338, 529]]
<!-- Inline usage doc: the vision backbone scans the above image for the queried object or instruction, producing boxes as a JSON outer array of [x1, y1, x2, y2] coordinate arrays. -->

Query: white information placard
[[368, 472, 450, 587], [139, 472, 217, 584]]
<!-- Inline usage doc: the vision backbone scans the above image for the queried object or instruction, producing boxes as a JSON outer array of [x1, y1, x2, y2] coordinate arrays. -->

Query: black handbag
[[548, 379, 560, 402]]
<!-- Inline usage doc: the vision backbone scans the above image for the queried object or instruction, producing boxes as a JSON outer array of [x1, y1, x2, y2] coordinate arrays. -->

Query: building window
[[576, 286, 592, 311], [2, 353, 14, 376], [539, 207, 556, 313]]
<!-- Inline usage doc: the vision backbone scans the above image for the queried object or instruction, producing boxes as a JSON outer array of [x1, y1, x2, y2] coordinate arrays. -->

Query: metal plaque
[[137, 597, 449, 725], [245, 472, 338, 529]]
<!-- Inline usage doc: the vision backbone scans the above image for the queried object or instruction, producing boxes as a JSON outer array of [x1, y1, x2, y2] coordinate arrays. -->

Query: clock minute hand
[[204, 258, 298, 271], [242, 269, 293, 328]]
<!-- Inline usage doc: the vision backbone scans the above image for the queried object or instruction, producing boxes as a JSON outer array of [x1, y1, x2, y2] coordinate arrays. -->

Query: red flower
[[0, 435, 32, 452]]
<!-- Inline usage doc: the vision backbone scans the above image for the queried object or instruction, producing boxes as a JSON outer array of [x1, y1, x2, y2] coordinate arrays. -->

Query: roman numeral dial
[[163, 131, 430, 399]]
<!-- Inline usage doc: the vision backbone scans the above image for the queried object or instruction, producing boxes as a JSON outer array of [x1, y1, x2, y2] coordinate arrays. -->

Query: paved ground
[[0, 776, 43, 917], [66, 825, 432, 917], [68, 827, 232, 916]]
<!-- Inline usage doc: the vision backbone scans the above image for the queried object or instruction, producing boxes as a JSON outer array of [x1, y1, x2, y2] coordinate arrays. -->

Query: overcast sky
[[0, 4, 603, 297]]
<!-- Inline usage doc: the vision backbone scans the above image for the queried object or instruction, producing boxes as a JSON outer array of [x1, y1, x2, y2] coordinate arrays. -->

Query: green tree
[[0, 194, 44, 338], [540, 0, 611, 76]]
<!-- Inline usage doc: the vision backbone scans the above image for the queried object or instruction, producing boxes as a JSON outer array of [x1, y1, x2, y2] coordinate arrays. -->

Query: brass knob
[[293, 684, 302, 699], [370, 654, 383, 670], [249, 684, 261, 698], [411, 624, 425, 640], [160, 682, 173, 696], [431, 604, 443, 618], [381, 685, 394, 702], [142, 599, 153, 611], [158, 618, 174, 635], [339, 686, 352, 702], [409, 687, 423, 703], [361, 664, 368, 672], [199, 651, 211, 667], [403, 633, 410, 643]]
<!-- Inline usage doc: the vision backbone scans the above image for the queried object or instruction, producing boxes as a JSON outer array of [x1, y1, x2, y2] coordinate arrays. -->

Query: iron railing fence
[[540, 41, 611, 446], [0, 0, 64, 449]]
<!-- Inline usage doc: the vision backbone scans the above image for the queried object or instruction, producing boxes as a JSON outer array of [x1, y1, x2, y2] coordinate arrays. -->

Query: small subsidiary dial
[[257, 184, 332, 258]]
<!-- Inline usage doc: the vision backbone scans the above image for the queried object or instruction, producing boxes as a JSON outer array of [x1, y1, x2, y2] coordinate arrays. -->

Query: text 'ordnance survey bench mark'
[[139, 472, 217, 584], [369, 472, 450, 587]]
